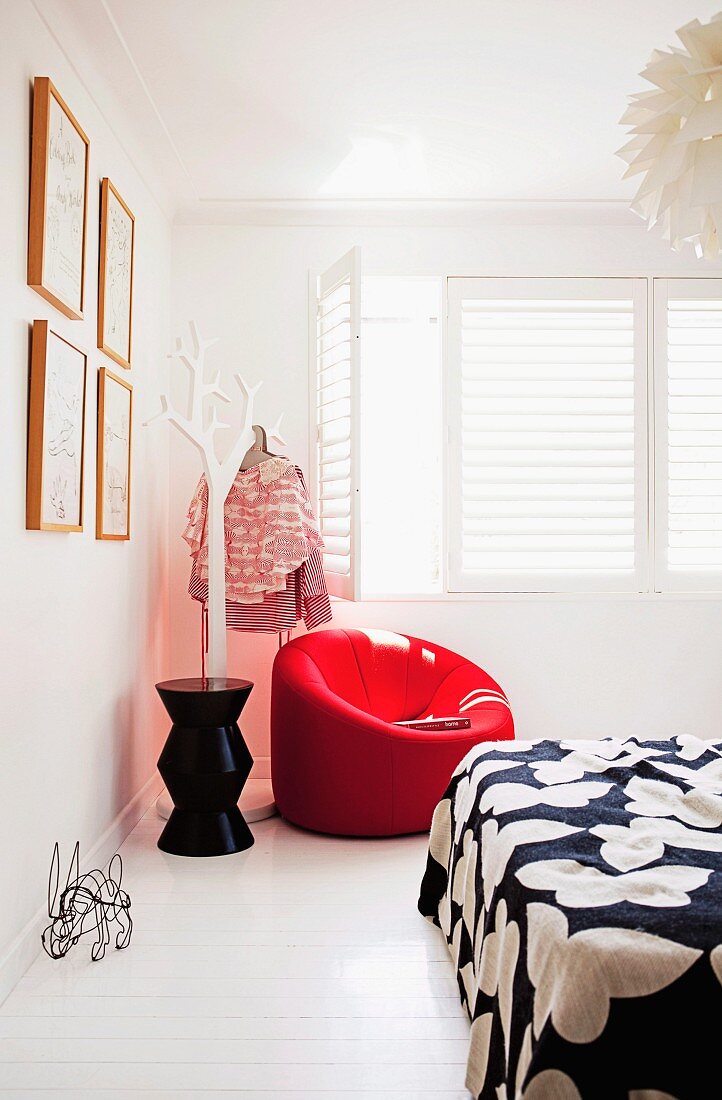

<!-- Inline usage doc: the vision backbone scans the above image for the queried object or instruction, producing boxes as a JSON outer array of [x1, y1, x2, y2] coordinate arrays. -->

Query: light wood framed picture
[[27, 320, 88, 532], [28, 77, 89, 320], [96, 368, 132, 540], [98, 179, 135, 369]]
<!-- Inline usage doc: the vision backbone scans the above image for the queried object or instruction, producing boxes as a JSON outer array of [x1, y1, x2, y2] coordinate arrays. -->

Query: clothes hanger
[[240, 424, 280, 470]]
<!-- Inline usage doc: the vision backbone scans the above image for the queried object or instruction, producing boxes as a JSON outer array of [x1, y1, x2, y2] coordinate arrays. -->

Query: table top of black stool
[[156, 677, 254, 695]]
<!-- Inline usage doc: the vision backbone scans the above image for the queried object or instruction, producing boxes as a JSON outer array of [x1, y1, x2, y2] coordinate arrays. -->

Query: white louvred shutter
[[447, 278, 648, 593], [309, 247, 361, 600], [654, 278, 722, 591]]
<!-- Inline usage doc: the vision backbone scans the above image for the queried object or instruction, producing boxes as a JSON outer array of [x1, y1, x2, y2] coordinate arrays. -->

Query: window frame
[[311, 269, 722, 602]]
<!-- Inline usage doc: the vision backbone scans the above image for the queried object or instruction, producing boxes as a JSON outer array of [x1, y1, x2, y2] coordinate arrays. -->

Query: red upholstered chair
[[271, 628, 514, 836]]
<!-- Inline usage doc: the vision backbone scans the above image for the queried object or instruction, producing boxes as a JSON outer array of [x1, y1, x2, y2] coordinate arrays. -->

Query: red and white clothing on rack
[[183, 460, 332, 633]]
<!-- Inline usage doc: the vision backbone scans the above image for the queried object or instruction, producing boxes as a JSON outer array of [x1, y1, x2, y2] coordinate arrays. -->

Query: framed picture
[[27, 77, 89, 320], [27, 320, 88, 532], [98, 179, 135, 369], [96, 368, 132, 540]]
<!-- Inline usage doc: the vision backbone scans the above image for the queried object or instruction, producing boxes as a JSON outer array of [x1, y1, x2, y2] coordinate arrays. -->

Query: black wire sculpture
[[41, 842, 132, 962]]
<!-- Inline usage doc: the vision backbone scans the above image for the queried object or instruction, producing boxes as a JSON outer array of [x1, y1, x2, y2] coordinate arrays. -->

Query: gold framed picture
[[27, 320, 88, 532], [96, 368, 132, 540], [27, 77, 89, 320], [98, 179, 135, 370]]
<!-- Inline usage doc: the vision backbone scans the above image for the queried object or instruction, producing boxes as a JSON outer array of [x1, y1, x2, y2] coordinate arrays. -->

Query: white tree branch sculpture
[[145, 321, 285, 679]]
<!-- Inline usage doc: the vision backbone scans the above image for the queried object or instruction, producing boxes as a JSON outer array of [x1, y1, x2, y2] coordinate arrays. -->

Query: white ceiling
[[35, 0, 722, 218]]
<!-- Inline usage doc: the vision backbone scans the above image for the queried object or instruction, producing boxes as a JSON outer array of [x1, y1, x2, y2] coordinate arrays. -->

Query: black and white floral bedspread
[[418, 735, 722, 1100]]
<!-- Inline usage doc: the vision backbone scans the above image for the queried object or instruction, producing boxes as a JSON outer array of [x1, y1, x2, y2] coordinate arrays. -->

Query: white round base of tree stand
[[156, 779, 276, 823]]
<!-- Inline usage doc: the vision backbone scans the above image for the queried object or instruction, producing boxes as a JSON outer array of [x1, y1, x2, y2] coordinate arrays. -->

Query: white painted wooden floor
[[0, 808, 470, 1097]]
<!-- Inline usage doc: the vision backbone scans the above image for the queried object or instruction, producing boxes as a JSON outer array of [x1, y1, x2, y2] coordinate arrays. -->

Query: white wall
[[172, 220, 722, 772], [0, 0, 171, 988]]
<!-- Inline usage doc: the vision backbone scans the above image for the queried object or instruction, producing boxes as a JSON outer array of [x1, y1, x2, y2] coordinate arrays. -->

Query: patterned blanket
[[418, 736, 722, 1099]]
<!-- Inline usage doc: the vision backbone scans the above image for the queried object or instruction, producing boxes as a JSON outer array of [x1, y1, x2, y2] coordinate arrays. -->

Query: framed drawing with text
[[96, 368, 132, 540], [27, 320, 88, 532], [28, 78, 89, 320], [98, 179, 135, 369]]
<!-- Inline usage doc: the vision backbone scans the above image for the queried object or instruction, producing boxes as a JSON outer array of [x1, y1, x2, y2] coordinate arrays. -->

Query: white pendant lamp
[[618, 12, 722, 260]]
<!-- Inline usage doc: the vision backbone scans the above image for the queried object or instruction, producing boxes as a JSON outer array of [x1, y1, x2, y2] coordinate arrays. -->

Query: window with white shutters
[[309, 247, 361, 599], [447, 278, 648, 593], [654, 278, 722, 592]]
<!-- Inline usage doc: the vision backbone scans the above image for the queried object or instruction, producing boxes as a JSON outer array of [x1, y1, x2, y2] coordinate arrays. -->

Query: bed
[[418, 735, 722, 1099]]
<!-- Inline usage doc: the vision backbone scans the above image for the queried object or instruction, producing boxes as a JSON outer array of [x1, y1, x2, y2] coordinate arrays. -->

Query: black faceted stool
[[155, 677, 255, 857]]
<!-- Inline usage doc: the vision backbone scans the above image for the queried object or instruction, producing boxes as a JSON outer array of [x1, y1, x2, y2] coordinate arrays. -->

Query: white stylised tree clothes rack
[[146, 321, 284, 824]]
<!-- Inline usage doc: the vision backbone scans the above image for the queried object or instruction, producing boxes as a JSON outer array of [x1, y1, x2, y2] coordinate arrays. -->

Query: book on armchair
[[395, 716, 471, 731]]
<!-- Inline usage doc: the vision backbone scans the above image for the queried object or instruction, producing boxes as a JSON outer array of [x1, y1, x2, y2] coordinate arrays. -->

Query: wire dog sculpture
[[41, 842, 132, 962]]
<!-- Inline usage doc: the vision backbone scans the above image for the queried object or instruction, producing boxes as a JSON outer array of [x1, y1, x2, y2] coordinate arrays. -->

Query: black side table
[[155, 677, 255, 857]]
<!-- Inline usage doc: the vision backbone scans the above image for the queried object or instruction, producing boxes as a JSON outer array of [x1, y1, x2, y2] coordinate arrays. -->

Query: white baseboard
[[0, 770, 163, 1008], [251, 755, 270, 780]]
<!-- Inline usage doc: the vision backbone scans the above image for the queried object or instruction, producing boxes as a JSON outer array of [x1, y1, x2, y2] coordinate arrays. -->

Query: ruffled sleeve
[[182, 475, 209, 559]]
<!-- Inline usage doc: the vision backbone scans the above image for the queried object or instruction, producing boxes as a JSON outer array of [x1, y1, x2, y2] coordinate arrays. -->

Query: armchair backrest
[[276, 628, 468, 723]]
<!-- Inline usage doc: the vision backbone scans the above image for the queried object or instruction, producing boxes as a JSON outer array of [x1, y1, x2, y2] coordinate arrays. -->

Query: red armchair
[[271, 628, 514, 836]]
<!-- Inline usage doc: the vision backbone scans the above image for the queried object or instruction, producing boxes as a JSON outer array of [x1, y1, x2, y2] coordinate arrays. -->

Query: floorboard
[[0, 810, 469, 1095]]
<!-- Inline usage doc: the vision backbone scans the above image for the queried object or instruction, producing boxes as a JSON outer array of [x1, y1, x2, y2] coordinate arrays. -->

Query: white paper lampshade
[[618, 12, 722, 260]]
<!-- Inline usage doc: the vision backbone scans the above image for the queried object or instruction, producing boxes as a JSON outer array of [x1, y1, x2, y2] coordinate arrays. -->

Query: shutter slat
[[462, 315, 633, 329], [669, 380, 722, 396], [462, 362, 632, 380], [320, 535, 351, 557], [463, 500, 634, 518], [322, 553, 351, 575], [318, 293, 351, 322], [464, 466, 634, 484], [319, 399, 350, 426], [450, 279, 642, 589], [462, 414, 634, 431], [462, 432, 634, 449], [320, 499, 351, 519], [463, 380, 633, 397], [462, 483, 633, 501], [317, 318, 351, 344], [466, 517, 633, 533], [463, 534, 633, 550], [320, 516, 351, 537], [461, 298, 631, 311], [319, 440, 351, 463], [670, 497, 722, 514], [461, 330, 633, 346], [668, 346, 722, 362], [318, 378, 350, 404], [463, 448, 633, 466], [670, 531, 722, 547], [462, 397, 634, 414], [461, 344, 634, 364], [320, 480, 351, 501], [320, 459, 351, 482], [670, 514, 722, 530], [461, 551, 635, 569], [318, 344, 352, 372]]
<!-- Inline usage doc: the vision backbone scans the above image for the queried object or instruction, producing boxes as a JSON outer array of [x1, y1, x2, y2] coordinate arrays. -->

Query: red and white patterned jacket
[[184, 460, 332, 633]]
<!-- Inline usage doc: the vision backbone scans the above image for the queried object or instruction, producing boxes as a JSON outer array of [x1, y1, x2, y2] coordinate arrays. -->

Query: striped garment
[[185, 464, 332, 634], [189, 548, 332, 632]]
